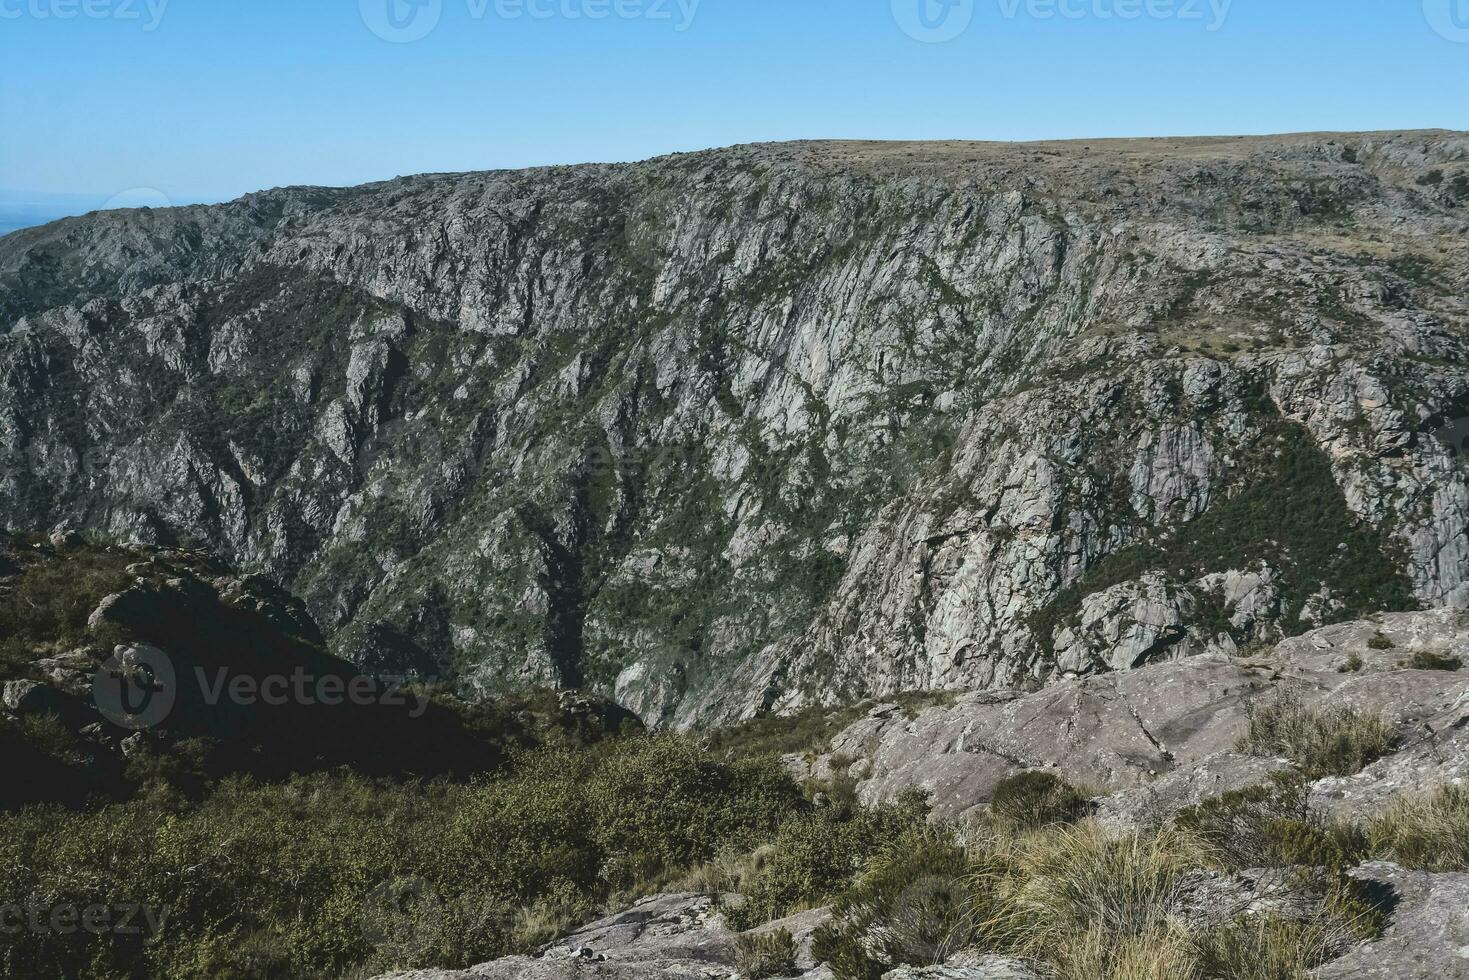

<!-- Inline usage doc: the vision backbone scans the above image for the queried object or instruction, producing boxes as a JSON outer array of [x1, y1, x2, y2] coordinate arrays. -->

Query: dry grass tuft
[[999, 821, 1204, 945], [733, 927, 798, 979], [1238, 685, 1396, 777], [1191, 916, 1343, 980], [1051, 925, 1200, 980], [1367, 784, 1469, 871]]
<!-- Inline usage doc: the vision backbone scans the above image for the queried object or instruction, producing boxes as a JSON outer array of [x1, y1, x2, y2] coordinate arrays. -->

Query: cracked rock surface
[[792, 609, 1469, 824]]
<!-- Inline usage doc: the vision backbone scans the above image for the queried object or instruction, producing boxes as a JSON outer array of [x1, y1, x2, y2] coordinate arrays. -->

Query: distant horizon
[[3, 123, 1464, 236], [3, 0, 1465, 219]]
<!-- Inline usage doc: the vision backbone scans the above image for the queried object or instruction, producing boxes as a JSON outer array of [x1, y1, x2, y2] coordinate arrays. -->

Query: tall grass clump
[[989, 771, 1091, 830], [1191, 916, 1344, 980], [1237, 685, 1396, 777], [733, 927, 798, 979], [1051, 925, 1199, 980], [1367, 784, 1469, 871], [1000, 822, 1203, 945]]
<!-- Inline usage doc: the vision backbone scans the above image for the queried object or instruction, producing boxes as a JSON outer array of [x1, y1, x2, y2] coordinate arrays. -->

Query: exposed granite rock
[[792, 610, 1469, 824], [1314, 863, 1469, 979], [1052, 572, 1215, 674], [881, 959, 1041, 980]]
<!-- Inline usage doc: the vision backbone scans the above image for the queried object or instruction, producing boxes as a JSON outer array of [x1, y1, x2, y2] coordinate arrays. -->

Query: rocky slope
[[373, 610, 1469, 980], [792, 608, 1469, 824], [3, 131, 1468, 725]]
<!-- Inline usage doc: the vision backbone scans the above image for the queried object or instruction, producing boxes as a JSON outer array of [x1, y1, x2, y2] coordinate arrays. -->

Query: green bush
[[1237, 685, 1396, 777], [0, 736, 805, 980], [807, 826, 1005, 979], [1408, 649, 1462, 671], [725, 791, 931, 930], [990, 771, 1091, 830], [811, 921, 886, 980], [733, 927, 798, 979], [1175, 773, 1366, 871]]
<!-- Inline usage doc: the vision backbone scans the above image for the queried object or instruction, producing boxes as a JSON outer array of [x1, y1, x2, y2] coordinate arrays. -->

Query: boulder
[[1, 679, 63, 716], [1314, 863, 1469, 979]]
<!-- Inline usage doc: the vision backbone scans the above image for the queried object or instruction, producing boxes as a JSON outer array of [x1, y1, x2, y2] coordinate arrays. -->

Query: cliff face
[[2, 132, 1468, 725]]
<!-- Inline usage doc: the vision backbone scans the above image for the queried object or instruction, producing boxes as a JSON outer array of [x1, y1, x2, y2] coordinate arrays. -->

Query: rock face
[[1315, 863, 1469, 980], [3, 132, 1469, 724], [792, 609, 1469, 824]]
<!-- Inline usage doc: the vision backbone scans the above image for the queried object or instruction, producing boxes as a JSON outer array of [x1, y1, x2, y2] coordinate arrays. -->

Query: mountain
[[2, 131, 1467, 727]]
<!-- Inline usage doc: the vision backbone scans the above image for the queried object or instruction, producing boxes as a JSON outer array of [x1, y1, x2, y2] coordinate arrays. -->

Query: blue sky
[[1, 0, 1466, 224]]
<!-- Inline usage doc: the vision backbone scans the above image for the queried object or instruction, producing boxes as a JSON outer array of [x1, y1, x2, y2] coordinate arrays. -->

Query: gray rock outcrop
[[792, 609, 1469, 824]]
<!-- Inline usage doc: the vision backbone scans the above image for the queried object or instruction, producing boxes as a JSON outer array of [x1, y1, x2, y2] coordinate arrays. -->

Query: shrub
[[0, 736, 807, 980], [0, 540, 133, 660], [1002, 822, 1201, 944], [811, 921, 886, 980], [1174, 773, 1366, 871], [1367, 632, 1394, 650], [1238, 685, 1396, 777], [1367, 785, 1469, 871], [733, 927, 798, 979], [990, 771, 1091, 830], [842, 833, 1004, 964], [583, 735, 805, 890], [1408, 650, 1462, 671], [1338, 653, 1363, 674], [725, 791, 931, 930], [1192, 916, 1342, 980], [806, 826, 1006, 980]]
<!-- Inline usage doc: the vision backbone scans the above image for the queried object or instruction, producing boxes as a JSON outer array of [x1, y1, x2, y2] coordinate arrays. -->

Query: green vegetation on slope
[[1032, 419, 1417, 656]]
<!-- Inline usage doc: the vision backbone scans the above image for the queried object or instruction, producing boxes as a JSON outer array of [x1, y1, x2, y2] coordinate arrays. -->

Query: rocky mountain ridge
[[3, 131, 1468, 724]]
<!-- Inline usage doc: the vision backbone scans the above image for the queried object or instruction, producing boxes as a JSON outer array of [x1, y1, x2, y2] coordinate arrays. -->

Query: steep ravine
[[2, 132, 1468, 725]]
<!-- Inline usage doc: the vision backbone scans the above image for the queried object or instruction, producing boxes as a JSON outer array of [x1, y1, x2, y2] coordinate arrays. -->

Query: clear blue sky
[[1, 0, 1466, 215]]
